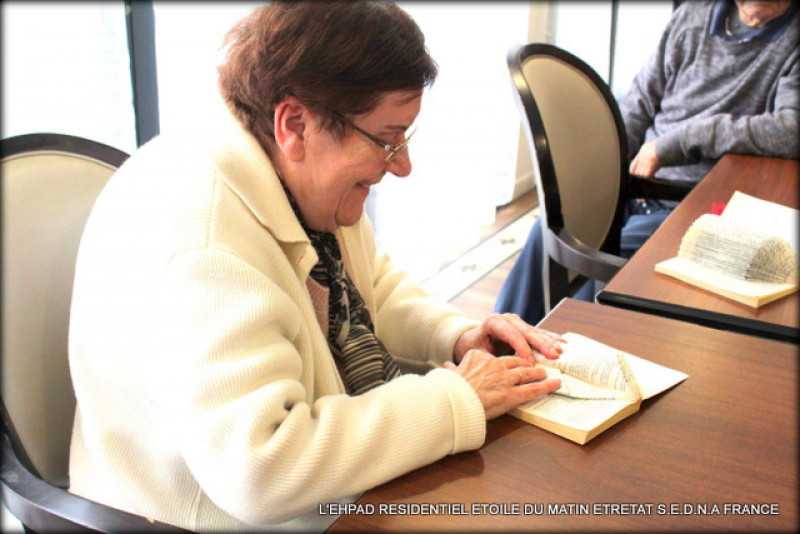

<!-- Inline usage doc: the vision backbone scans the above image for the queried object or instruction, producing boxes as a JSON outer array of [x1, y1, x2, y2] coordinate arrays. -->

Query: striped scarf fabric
[[280, 179, 401, 395]]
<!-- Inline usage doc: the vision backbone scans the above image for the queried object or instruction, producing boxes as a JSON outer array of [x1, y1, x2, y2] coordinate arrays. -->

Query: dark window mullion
[[608, 0, 619, 89], [125, 0, 159, 147]]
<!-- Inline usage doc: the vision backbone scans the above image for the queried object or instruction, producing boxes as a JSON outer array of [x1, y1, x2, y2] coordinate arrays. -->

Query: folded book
[[510, 333, 687, 445], [655, 191, 798, 308]]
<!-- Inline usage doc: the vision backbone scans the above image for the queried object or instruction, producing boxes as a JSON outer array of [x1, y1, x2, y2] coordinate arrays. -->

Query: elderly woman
[[67, 1, 563, 531]]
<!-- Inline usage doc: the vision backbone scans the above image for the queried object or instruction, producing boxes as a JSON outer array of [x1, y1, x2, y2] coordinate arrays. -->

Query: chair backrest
[[1, 133, 128, 487], [509, 43, 629, 257]]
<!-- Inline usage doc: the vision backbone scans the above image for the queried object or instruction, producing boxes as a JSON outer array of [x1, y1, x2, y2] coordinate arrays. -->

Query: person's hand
[[443, 350, 561, 420], [454, 313, 564, 364], [629, 140, 660, 178]]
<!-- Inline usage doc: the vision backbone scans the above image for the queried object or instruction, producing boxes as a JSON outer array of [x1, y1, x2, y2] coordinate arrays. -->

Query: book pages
[[534, 333, 640, 401], [722, 191, 797, 251], [655, 191, 799, 307], [678, 214, 797, 283], [512, 333, 687, 444], [622, 348, 689, 400], [517, 394, 635, 433], [655, 257, 797, 307]]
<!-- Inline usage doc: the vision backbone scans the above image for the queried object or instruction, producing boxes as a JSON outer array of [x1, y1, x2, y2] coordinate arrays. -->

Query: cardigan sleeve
[[340, 216, 481, 369], [371, 250, 480, 366], [162, 247, 485, 525]]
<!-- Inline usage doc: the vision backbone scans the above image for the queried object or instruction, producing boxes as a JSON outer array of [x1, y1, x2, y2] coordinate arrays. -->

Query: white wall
[[367, 2, 532, 281]]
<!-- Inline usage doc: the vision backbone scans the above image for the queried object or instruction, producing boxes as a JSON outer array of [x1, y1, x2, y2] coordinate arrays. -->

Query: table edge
[[596, 290, 800, 345]]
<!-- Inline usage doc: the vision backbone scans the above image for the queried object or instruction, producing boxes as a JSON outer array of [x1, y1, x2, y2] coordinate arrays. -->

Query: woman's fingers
[[449, 351, 560, 420]]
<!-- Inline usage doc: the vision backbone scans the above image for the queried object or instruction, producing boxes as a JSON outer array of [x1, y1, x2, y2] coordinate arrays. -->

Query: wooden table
[[329, 299, 798, 532], [597, 154, 799, 344]]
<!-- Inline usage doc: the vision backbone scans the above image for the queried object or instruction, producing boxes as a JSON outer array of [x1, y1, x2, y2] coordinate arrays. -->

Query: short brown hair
[[218, 1, 438, 146]]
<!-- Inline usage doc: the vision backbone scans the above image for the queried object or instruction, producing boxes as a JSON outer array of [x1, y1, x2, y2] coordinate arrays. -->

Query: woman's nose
[[387, 149, 412, 177]]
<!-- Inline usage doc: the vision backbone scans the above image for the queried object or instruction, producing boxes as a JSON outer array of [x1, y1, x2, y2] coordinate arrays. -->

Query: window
[[554, 2, 614, 82], [151, 1, 530, 282], [551, 0, 673, 98], [611, 1, 674, 98], [153, 2, 262, 137], [0, 0, 675, 283], [1, 1, 136, 153], [151, 1, 674, 282]]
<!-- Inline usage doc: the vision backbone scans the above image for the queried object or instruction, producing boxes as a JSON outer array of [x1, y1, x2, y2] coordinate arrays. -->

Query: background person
[[495, 0, 799, 326], [67, 2, 562, 531]]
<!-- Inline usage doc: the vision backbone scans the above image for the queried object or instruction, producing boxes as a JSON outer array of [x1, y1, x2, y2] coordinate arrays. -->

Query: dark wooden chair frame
[[508, 43, 693, 312]]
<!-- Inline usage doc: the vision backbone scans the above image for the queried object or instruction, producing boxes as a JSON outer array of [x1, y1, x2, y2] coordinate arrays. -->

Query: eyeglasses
[[334, 112, 417, 164]]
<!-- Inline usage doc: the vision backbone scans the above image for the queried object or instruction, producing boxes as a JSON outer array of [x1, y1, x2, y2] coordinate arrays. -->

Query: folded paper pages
[[678, 214, 797, 284], [510, 333, 687, 445], [656, 192, 798, 308]]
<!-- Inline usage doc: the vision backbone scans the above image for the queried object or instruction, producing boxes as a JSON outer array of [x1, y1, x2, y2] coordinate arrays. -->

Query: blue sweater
[[620, 0, 799, 183]]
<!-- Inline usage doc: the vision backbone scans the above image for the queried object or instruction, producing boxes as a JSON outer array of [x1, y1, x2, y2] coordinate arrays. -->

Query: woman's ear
[[273, 97, 308, 162]]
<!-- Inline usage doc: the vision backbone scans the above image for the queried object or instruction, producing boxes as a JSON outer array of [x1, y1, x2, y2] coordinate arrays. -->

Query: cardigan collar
[[203, 96, 323, 278], [208, 97, 312, 249]]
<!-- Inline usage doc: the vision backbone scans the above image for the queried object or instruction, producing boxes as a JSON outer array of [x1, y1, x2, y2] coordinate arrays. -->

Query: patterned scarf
[[280, 178, 401, 395]]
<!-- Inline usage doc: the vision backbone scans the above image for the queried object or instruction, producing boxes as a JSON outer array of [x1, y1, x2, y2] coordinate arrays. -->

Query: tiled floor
[[2, 503, 23, 532], [434, 191, 537, 320], [421, 208, 537, 303]]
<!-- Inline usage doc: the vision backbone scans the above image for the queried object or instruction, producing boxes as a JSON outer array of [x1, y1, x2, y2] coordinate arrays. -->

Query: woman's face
[[292, 90, 422, 233]]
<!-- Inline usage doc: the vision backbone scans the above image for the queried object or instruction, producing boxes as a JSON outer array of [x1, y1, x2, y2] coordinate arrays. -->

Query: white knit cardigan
[[67, 100, 486, 531]]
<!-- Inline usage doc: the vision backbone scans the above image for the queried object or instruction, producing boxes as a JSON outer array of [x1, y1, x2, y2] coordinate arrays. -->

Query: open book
[[510, 333, 687, 445], [655, 191, 799, 308]]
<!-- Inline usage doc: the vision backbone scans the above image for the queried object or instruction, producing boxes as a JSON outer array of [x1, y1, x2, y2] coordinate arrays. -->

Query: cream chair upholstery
[[1, 133, 189, 532], [508, 43, 691, 312], [520, 52, 622, 257]]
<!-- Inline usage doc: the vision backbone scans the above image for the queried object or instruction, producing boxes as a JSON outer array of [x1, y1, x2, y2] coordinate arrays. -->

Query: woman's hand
[[454, 313, 565, 364], [444, 350, 561, 420]]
